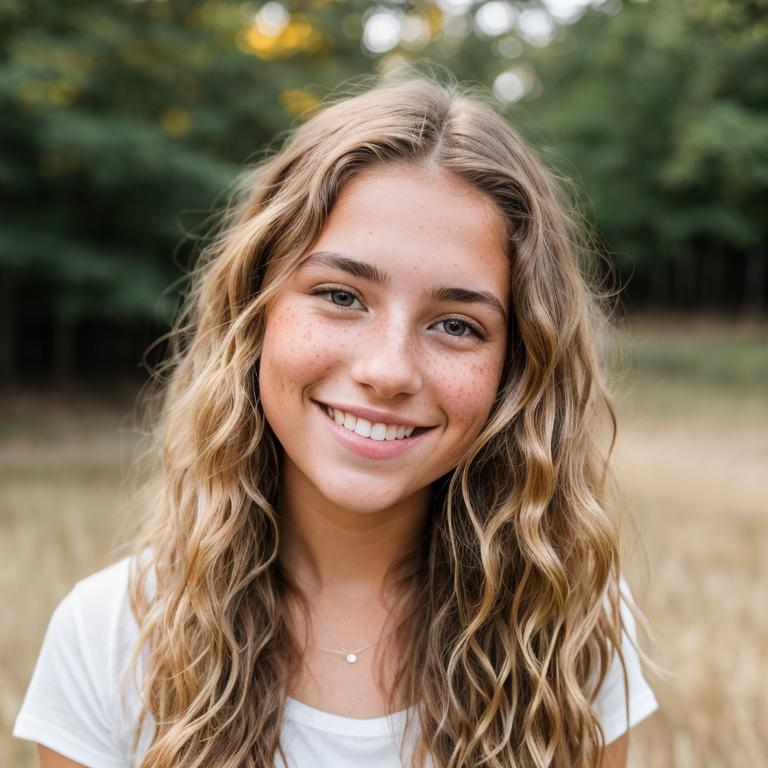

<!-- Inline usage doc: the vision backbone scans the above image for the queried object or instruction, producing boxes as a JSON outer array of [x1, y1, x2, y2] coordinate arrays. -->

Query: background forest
[[1, 0, 766, 381]]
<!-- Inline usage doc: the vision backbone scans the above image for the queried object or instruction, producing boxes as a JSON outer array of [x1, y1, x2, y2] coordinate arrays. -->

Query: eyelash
[[309, 285, 487, 341]]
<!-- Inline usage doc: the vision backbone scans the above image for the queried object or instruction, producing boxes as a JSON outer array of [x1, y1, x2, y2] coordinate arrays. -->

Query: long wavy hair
[[124, 73, 644, 768]]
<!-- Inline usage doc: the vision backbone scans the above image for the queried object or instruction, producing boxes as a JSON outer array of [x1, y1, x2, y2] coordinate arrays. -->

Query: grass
[[623, 324, 768, 392], [605, 317, 768, 767], [2, 316, 767, 767]]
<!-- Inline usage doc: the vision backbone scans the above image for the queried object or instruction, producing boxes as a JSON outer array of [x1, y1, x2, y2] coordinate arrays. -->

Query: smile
[[315, 402, 427, 441], [312, 400, 435, 460]]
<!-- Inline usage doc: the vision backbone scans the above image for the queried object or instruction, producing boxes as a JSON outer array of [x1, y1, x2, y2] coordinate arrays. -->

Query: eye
[[310, 286, 364, 309], [435, 318, 485, 340], [310, 286, 486, 340]]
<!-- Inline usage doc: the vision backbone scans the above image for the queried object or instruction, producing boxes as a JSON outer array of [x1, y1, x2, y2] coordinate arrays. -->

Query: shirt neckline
[[284, 696, 416, 737]]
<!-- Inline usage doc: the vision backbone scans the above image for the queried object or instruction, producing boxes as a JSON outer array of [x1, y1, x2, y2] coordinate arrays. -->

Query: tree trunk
[[703, 252, 724, 311], [648, 256, 668, 308], [673, 254, 696, 309], [742, 250, 765, 316], [52, 314, 76, 383], [0, 276, 15, 385]]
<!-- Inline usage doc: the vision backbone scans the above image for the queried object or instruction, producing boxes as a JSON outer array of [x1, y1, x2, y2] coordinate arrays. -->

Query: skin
[[603, 733, 630, 767], [260, 162, 512, 604], [258, 162, 512, 715], [36, 161, 631, 768]]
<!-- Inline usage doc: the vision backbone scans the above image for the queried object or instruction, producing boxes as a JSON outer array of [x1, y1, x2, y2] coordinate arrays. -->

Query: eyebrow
[[300, 251, 508, 323]]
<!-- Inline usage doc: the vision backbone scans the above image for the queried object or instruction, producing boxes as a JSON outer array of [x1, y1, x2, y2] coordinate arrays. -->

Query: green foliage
[[514, 0, 768, 303], [628, 333, 768, 392], [0, 0, 766, 379]]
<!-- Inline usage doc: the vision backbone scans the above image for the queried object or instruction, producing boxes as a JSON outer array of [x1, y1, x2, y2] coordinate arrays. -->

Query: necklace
[[307, 606, 383, 664]]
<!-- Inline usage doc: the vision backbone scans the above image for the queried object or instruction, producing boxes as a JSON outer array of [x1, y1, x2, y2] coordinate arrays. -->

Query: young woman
[[15, 75, 659, 768]]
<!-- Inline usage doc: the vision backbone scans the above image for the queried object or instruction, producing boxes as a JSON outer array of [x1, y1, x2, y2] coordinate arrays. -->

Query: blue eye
[[329, 289, 357, 307], [438, 319, 482, 339], [311, 287, 362, 308], [310, 286, 485, 340]]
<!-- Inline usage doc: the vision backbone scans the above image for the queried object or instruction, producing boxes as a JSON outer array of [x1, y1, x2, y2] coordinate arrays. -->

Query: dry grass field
[[2, 316, 766, 768]]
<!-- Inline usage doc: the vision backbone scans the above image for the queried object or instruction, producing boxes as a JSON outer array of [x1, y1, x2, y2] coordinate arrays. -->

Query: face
[[259, 162, 510, 516]]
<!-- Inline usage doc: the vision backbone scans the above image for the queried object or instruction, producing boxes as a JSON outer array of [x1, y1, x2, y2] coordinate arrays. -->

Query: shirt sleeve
[[13, 585, 129, 768], [593, 576, 660, 744]]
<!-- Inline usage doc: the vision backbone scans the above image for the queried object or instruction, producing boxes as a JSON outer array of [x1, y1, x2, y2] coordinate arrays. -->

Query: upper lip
[[313, 400, 433, 429]]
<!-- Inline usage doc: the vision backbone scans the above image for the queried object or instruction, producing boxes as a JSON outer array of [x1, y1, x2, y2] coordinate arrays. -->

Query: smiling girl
[[15, 75, 658, 768]]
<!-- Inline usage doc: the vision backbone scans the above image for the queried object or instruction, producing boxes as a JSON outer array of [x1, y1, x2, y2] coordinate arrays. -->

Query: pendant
[[345, 653, 358, 664]]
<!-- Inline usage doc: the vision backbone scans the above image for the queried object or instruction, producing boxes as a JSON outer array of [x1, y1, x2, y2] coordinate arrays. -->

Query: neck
[[276, 458, 431, 602]]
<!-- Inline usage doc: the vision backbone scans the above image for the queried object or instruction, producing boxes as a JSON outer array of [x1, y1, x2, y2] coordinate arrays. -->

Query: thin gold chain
[[308, 606, 382, 655], [283, 570, 388, 661], [309, 637, 381, 656]]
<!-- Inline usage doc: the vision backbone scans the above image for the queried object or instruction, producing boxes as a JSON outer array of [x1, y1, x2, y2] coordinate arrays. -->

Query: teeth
[[354, 418, 371, 438], [322, 404, 420, 441], [370, 423, 387, 440]]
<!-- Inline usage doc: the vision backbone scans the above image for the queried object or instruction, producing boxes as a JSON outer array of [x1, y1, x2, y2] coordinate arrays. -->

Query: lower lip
[[313, 401, 435, 460]]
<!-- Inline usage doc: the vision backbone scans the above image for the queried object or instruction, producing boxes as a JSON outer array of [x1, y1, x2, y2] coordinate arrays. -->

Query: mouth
[[312, 400, 434, 441]]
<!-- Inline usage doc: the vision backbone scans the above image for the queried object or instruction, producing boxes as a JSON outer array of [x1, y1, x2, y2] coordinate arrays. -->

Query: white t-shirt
[[14, 557, 659, 767]]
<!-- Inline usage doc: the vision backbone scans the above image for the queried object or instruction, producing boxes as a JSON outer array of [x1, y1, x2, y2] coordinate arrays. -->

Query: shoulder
[[71, 556, 133, 613], [40, 553, 153, 715], [66, 556, 144, 660], [13, 554, 151, 766], [45, 555, 147, 698], [74, 555, 134, 598], [593, 575, 659, 745]]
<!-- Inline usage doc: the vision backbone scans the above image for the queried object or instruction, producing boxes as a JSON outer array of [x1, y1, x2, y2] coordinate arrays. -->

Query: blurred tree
[[514, 0, 768, 313], [0, 0, 766, 381], [0, 0, 347, 380]]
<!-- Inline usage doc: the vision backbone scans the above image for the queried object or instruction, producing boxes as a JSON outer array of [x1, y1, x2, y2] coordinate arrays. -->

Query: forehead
[[303, 163, 510, 303]]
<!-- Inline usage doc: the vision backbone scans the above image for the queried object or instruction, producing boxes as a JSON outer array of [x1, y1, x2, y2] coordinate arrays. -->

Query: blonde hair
[[125, 72, 642, 767]]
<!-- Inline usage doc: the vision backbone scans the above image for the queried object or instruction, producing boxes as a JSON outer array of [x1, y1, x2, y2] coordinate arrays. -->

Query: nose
[[348, 319, 423, 398]]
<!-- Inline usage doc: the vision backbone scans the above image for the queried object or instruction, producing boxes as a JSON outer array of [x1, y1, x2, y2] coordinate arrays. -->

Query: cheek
[[259, 304, 338, 402], [433, 357, 501, 433]]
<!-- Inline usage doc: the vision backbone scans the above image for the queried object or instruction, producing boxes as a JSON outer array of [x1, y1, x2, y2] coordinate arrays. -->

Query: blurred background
[[1, 0, 766, 766]]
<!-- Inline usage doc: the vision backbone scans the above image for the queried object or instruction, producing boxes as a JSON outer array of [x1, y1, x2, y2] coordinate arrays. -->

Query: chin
[[314, 475, 413, 516]]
